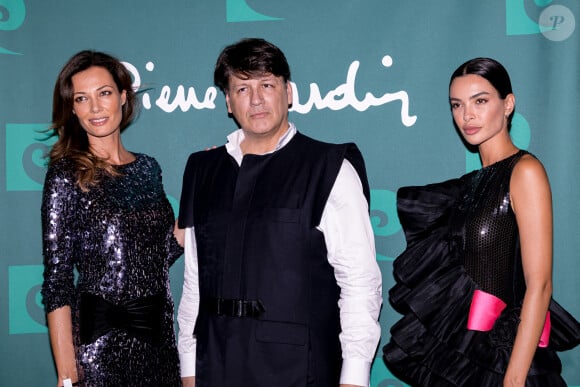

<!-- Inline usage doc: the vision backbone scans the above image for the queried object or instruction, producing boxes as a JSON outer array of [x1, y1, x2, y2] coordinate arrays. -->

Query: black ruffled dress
[[383, 150, 580, 386]]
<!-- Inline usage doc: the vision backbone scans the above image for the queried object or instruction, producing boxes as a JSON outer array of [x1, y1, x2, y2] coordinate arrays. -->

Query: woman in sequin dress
[[383, 58, 580, 386], [41, 50, 183, 387]]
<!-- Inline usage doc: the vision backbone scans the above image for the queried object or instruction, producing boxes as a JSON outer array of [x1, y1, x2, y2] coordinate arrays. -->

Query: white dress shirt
[[178, 123, 382, 386]]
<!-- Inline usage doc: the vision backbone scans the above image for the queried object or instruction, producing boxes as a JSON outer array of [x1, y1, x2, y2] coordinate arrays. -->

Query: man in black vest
[[178, 38, 382, 387]]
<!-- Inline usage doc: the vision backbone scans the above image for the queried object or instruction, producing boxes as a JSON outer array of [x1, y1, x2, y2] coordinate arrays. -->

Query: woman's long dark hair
[[48, 50, 137, 191]]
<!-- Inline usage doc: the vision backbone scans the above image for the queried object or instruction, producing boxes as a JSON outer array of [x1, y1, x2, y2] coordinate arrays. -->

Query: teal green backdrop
[[1, 1, 578, 385]]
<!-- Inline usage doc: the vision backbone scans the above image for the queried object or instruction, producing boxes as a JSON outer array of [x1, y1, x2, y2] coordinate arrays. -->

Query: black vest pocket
[[255, 320, 307, 346], [261, 207, 301, 223]]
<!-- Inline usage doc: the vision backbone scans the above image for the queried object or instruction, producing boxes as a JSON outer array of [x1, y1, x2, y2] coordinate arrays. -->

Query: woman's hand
[[173, 220, 185, 248]]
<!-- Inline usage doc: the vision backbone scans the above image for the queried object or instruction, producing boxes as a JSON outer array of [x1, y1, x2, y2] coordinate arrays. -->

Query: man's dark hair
[[214, 38, 291, 94]]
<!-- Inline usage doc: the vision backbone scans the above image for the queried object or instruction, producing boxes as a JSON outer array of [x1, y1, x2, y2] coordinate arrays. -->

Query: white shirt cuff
[[179, 351, 196, 377], [339, 357, 372, 387]]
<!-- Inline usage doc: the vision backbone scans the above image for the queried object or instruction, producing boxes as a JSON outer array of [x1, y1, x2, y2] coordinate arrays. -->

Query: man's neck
[[240, 126, 289, 155]]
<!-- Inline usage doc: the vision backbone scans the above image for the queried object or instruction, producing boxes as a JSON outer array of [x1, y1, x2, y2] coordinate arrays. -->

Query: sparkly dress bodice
[[41, 153, 182, 386], [453, 150, 525, 305]]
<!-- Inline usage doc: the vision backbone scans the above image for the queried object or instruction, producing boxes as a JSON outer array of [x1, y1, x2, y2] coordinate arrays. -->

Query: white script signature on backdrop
[[123, 55, 417, 127]]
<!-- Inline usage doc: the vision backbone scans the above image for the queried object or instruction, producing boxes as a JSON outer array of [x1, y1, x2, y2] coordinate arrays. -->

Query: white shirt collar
[[225, 123, 297, 165]]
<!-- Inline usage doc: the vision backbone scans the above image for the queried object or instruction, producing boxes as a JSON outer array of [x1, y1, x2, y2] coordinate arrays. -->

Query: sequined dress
[[41, 153, 183, 387], [383, 150, 580, 386]]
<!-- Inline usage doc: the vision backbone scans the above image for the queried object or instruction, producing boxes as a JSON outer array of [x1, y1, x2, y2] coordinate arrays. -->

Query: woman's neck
[[89, 138, 134, 165], [478, 132, 519, 167]]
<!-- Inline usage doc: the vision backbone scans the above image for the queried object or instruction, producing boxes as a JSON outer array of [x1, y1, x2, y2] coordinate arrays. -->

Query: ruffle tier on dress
[[383, 178, 580, 387]]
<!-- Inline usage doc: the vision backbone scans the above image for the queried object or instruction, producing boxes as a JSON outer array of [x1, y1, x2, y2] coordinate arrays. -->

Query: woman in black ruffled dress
[[41, 51, 183, 387], [383, 58, 580, 386]]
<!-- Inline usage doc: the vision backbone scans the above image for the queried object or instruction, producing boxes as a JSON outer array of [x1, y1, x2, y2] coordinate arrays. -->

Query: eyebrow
[[232, 78, 275, 86], [449, 91, 491, 102], [73, 84, 115, 95]]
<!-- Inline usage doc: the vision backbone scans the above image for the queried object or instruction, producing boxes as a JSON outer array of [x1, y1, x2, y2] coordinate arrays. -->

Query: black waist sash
[[80, 293, 164, 346]]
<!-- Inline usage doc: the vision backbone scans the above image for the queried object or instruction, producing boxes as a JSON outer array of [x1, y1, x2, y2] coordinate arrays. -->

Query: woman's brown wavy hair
[[48, 50, 138, 191]]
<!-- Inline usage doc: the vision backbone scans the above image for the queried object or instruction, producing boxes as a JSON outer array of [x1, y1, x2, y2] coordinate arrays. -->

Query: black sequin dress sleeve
[[41, 154, 182, 386], [41, 158, 79, 313], [383, 150, 580, 386]]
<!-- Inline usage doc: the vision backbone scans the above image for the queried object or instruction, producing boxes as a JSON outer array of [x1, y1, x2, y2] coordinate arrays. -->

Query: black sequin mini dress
[[383, 150, 580, 386], [41, 153, 182, 387]]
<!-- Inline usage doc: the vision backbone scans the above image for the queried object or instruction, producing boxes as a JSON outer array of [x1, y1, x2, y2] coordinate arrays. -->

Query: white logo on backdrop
[[123, 54, 417, 127]]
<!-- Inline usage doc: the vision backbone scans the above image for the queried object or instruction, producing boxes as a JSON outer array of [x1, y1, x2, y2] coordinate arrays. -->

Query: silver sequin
[[41, 154, 182, 386]]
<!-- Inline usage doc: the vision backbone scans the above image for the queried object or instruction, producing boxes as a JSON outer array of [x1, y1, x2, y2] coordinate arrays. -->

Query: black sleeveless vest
[[179, 132, 369, 386]]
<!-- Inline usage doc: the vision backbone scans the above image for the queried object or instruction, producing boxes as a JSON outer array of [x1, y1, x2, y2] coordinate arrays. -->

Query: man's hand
[[182, 376, 195, 387]]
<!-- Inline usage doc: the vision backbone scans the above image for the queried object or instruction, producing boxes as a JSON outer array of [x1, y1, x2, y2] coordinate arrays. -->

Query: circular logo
[[540, 5, 575, 41]]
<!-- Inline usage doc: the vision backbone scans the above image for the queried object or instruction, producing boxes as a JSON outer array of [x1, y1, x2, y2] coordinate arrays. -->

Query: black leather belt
[[203, 297, 265, 317]]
